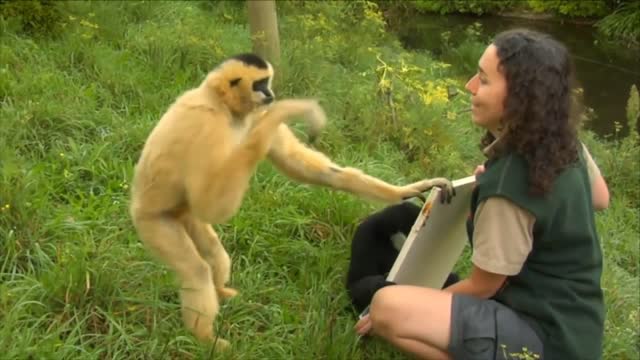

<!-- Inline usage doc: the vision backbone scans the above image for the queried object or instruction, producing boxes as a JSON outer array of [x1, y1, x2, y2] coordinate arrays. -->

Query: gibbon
[[346, 201, 459, 314], [129, 53, 454, 349]]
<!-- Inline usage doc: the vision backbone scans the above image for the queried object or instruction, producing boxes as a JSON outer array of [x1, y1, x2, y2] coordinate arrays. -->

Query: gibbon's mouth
[[262, 96, 274, 105]]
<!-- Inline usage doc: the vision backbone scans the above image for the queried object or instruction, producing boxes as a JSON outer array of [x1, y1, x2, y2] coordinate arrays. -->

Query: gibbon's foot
[[208, 337, 230, 352], [214, 338, 231, 351], [217, 287, 239, 300], [348, 275, 398, 314]]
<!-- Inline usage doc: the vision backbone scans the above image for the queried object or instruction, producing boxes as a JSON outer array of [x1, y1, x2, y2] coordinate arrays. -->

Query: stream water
[[392, 13, 640, 138]]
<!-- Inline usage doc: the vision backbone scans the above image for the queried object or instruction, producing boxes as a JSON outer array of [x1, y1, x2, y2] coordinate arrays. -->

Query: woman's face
[[465, 44, 507, 136]]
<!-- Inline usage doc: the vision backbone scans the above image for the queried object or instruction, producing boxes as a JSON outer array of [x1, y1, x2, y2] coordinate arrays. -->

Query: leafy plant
[[408, 0, 515, 15], [0, 0, 67, 36], [525, 0, 611, 18], [595, 1, 640, 47]]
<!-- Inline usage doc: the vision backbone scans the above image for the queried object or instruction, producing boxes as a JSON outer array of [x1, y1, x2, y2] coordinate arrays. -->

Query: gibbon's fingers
[[405, 177, 455, 204], [268, 125, 419, 204]]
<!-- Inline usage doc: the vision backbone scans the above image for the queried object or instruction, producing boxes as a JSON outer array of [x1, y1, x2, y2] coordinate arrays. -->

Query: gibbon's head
[[206, 53, 275, 116]]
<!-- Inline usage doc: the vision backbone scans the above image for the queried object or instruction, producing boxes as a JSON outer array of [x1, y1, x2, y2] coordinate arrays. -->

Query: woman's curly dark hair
[[481, 28, 581, 197]]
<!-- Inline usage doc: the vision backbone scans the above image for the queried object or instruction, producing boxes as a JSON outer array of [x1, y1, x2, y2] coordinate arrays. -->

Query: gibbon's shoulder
[[207, 53, 274, 87]]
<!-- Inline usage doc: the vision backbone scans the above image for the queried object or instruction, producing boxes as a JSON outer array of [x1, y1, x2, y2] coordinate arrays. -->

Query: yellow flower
[[80, 19, 99, 29]]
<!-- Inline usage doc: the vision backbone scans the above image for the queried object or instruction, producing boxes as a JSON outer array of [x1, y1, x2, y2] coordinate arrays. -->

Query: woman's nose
[[465, 75, 478, 94]]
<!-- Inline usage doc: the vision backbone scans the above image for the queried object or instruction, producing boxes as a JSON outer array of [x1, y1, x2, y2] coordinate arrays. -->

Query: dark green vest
[[467, 150, 605, 360]]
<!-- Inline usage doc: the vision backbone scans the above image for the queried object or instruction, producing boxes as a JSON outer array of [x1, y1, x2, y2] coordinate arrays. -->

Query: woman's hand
[[474, 164, 485, 176], [354, 314, 373, 336]]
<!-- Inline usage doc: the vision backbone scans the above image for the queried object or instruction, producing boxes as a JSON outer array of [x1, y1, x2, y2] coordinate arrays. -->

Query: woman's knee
[[369, 286, 405, 335], [370, 286, 453, 339]]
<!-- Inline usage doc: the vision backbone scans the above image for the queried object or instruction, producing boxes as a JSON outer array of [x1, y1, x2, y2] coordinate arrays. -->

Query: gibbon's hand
[[262, 98, 327, 145], [401, 177, 455, 204], [302, 99, 326, 144], [437, 180, 456, 204]]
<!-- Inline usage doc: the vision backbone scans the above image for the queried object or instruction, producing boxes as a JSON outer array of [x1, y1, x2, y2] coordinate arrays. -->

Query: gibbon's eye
[[229, 78, 241, 87], [252, 77, 274, 104], [252, 77, 269, 92]]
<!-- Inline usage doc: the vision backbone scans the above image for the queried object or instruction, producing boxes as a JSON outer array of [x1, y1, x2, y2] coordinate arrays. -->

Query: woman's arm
[[591, 173, 610, 211], [582, 143, 610, 211], [445, 196, 534, 299], [444, 265, 507, 299]]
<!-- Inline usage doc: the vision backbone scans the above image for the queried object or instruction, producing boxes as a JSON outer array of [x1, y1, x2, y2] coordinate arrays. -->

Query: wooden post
[[247, 0, 281, 67]]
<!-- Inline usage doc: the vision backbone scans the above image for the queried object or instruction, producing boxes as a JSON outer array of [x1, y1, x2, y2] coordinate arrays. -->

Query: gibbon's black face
[[216, 53, 276, 115], [228, 74, 274, 107], [253, 76, 274, 104]]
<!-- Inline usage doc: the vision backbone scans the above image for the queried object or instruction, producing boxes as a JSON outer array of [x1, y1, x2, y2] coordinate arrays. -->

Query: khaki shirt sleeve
[[581, 142, 601, 186], [471, 197, 535, 276]]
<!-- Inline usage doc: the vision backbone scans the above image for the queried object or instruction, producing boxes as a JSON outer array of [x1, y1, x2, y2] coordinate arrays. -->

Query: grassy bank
[[1, 1, 638, 359]]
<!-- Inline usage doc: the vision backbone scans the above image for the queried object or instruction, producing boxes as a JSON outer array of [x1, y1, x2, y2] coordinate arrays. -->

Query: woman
[[354, 28, 610, 360]]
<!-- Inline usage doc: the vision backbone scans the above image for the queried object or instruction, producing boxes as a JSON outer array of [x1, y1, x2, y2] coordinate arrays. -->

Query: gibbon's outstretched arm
[[267, 124, 454, 203], [186, 99, 326, 223]]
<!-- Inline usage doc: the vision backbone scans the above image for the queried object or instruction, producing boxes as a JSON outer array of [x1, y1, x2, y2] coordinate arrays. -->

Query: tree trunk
[[247, 0, 281, 67]]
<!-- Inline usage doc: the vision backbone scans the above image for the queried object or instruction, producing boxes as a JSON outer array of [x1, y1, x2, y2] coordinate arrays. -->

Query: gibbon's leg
[[346, 202, 422, 313], [131, 213, 229, 349], [180, 213, 238, 300], [267, 125, 455, 204], [346, 202, 460, 313], [188, 99, 326, 223]]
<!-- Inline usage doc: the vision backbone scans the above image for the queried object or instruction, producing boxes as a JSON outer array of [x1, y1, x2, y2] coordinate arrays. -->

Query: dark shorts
[[448, 294, 544, 360]]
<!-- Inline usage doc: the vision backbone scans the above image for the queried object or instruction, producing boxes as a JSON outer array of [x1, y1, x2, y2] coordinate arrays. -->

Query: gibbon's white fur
[[129, 53, 453, 350]]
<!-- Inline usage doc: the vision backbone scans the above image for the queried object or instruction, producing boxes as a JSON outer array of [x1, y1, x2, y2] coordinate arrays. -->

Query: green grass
[[1, 1, 638, 359]]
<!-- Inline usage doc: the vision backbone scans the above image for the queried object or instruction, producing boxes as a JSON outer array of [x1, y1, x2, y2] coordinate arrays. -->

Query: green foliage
[[626, 84, 639, 141], [0, 0, 67, 36], [381, 0, 613, 18], [578, 84, 640, 276], [595, 1, 640, 46], [407, 0, 515, 15], [0, 1, 637, 358], [525, 0, 611, 18], [439, 23, 490, 77]]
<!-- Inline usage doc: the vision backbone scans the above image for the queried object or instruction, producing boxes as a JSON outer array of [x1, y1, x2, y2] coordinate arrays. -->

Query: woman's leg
[[369, 285, 453, 359], [382, 338, 452, 360], [368, 285, 544, 360]]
